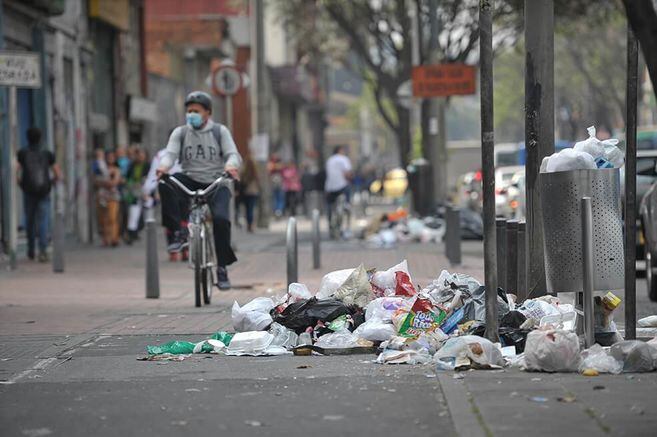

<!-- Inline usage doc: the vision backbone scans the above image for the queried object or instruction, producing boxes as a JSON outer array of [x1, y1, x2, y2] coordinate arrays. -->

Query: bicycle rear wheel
[[192, 230, 202, 307]]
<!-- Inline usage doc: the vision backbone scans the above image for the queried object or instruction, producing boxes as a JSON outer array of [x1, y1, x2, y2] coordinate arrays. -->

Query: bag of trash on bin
[[370, 260, 410, 297], [398, 297, 446, 338], [434, 335, 504, 370], [579, 344, 623, 374], [333, 264, 374, 307], [272, 297, 353, 334], [269, 322, 299, 349], [523, 329, 581, 372], [365, 297, 412, 322], [316, 268, 355, 299], [543, 148, 597, 173], [353, 319, 396, 342], [315, 328, 359, 349], [573, 126, 623, 168], [609, 340, 657, 373], [232, 297, 275, 332]]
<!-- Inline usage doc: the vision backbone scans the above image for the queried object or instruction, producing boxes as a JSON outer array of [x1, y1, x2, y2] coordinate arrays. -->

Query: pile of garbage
[[144, 260, 657, 374], [361, 207, 483, 248], [541, 126, 624, 173]]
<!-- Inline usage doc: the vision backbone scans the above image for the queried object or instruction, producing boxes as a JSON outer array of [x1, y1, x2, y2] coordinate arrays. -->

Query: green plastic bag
[[210, 331, 234, 346], [146, 341, 196, 355]]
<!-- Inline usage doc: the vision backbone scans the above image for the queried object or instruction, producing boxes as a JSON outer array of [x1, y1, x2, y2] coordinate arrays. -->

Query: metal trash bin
[[540, 168, 624, 293]]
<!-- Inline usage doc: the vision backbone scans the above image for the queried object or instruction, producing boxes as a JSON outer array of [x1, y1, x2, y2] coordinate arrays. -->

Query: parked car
[[505, 169, 525, 220], [369, 168, 408, 199], [623, 150, 657, 260], [495, 166, 523, 218]]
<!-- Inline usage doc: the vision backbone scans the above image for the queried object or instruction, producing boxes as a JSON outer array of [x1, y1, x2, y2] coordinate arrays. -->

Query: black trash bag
[[272, 297, 355, 334], [465, 322, 530, 353], [460, 208, 484, 240], [462, 286, 510, 323], [499, 327, 530, 353], [501, 310, 527, 329]]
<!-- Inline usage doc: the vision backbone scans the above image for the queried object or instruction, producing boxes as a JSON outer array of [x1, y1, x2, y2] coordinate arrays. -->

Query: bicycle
[[160, 173, 232, 307]]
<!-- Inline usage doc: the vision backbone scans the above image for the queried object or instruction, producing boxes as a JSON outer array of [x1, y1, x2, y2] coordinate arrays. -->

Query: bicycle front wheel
[[192, 230, 202, 307], [202, 224, 214, 305]]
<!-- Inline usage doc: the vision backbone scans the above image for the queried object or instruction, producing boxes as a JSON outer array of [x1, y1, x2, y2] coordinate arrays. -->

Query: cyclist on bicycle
[[325, 145, 353, 233], [156, 91, 242, 290]]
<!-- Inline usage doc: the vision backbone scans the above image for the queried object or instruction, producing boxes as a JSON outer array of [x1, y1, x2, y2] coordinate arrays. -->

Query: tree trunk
[[624, 0, 657, 104]]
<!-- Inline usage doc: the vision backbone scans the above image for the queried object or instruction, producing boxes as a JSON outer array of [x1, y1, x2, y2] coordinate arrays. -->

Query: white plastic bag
[[523, 329, 581, 372], [269, 322, 299, 349], [288, 283, 312, 303], [316, 268, 355, 299], [370, 260, 410, 296], [579, 344, 623, 374], [517, 299, 560, 322], [638, 315, 657, 328], [544, 148, 597, 173], [353, 319, 396, 342], [315, 329, 359, 349], [333, 264, 374, 307], [433, 335, 504, 369], [610, 340, 657, 373], [231, 297, 275, 332], [574, 126, 606, 159], [365, 297, 412, 322]]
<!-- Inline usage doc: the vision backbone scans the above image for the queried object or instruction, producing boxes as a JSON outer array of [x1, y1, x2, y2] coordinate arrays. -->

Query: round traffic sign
[[212, 66, 242, 96]]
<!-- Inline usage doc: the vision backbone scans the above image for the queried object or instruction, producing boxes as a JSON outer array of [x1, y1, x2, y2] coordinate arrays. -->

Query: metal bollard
[[581, 197, 595, 348], [312, 209, 321, 269], [145, 208, 160, 299], [517, 221, 527, 303], [445, 206, 461, 266], [505, 220, 518, 295], [496, 218, 507, 291], [52, 211, 65, 273], [287, 217, 298, 286]]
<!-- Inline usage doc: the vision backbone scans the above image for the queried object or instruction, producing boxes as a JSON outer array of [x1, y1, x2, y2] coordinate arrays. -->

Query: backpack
[[178, 124, 224, 163], [21, 148, 51, 197]]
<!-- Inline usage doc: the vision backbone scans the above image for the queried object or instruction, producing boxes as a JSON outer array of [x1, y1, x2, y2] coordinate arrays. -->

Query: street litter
[[638, 315, 657, 328], [140, 260, 657, 378]]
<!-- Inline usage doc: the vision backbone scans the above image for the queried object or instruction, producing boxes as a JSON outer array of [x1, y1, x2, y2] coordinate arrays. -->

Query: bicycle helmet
[[184, 91, 213, 112]]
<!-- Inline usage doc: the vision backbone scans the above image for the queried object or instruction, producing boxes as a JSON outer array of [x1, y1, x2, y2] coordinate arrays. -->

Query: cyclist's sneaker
[[216, 266, 231, 290], [167, 231, 189, 253]]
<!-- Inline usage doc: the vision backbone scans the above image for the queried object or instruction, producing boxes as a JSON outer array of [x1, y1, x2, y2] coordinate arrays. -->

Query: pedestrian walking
[[124, 147, 150, 244], [282, 160, 301, 216], [239, 156, 261, 232], [95, 150, 122, 247], [325, 145, 353, 230], [268, 153, 284, 217], [16, 127, 61, 262]]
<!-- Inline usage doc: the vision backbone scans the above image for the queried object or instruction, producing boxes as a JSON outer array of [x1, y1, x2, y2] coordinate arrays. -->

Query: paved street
[[1, 218, 657, 436]]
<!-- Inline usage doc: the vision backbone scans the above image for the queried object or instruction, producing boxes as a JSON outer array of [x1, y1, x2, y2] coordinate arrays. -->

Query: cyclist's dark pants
[[326, 186, 350, 225], [159, 173, 237, 267]]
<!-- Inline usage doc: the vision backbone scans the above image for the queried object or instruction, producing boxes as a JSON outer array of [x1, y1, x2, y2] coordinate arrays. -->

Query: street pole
[[8, 85, 17, 269], [624, 26, 639, 340], [524, 0, 554, 297], [479, 0, 498, 342], [251, 0, 270, 229]]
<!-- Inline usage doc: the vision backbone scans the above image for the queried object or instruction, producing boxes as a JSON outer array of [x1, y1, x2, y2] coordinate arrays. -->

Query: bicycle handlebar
[[159, 173, 233, 198]]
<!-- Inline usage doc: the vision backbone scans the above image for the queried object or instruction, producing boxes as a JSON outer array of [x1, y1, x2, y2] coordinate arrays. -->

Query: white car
[[495, 166, 523, 218]]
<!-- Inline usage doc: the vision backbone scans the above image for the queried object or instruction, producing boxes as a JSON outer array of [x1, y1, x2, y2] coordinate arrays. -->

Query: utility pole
[[250, 0, 270, 228], [479, 0, 498, 342], [524, 0, 554, 297]]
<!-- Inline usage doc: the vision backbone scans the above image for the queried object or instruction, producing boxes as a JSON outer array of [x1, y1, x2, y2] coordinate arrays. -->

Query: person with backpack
[[156, 91, 242, 290], [16, 127, 61, 262]]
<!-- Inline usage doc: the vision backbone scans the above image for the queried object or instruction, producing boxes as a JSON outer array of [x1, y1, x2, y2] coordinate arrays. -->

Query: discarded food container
[[226, 331, 274, 355]]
